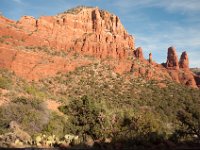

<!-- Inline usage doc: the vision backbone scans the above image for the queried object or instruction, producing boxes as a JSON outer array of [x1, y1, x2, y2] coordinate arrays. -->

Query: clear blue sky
[[1, 0, 200, 67]]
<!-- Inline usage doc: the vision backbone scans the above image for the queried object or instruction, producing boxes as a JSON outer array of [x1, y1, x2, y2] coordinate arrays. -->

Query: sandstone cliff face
[[0, 47, 90, 80], [0, 7, 199, 88], [0, 7, 134, 80], [17, 7, 134, 60]]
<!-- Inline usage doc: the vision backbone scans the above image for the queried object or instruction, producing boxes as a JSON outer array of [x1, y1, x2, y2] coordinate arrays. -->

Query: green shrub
[[42, 112, 68, 138], [175, 103, 200, 141], [0, 97, 49, 135], [12, 97, 45, 111], [2, 35, 13, 39], [24, 85, 46, 99], [59, 96, 107, 140], [63, 6, 93, 14], [0, 76, 12, 89], [0, 37, 4, 43]]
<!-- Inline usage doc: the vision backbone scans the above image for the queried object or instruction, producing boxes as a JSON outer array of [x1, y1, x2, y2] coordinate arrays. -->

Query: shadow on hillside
[[84, 132, 199, 150], [1, 140, 199, 150], [89, 139, 200, 150], [0, 143, 200, 150], [0, 132, 200, 150]]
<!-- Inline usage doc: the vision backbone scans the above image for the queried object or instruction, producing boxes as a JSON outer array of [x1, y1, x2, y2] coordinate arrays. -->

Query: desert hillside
[[0, 6, 200, 149]]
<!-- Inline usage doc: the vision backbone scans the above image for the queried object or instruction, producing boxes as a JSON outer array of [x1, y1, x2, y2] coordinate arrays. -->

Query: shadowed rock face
[[166, 47, 179, 69], [179, 51, 189, 69], [149, 53, 152, 63], [194, 75, 200, 88], [134, 47, 144, 60]]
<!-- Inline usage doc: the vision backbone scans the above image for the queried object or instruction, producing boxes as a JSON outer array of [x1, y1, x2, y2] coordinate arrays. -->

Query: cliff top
[[57, 5, 116, 19], [62, 6, 95, 14], [60, 6, 113, 15]]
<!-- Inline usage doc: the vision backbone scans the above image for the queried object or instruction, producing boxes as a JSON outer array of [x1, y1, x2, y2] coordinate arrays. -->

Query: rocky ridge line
[[0, 6, 199, 88]]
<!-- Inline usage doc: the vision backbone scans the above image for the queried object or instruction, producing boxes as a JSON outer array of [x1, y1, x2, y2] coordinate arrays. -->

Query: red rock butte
[[166, 47, 179, 70], [179, 51, 189, 69], [17, 6, 134, 59], [0, 6, 199, 88]]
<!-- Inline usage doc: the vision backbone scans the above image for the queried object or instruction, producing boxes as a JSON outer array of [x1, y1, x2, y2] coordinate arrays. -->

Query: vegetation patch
[[0, 63, 200, 148], [24, 46, 67, 57], [0, 97, 49, 135]]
